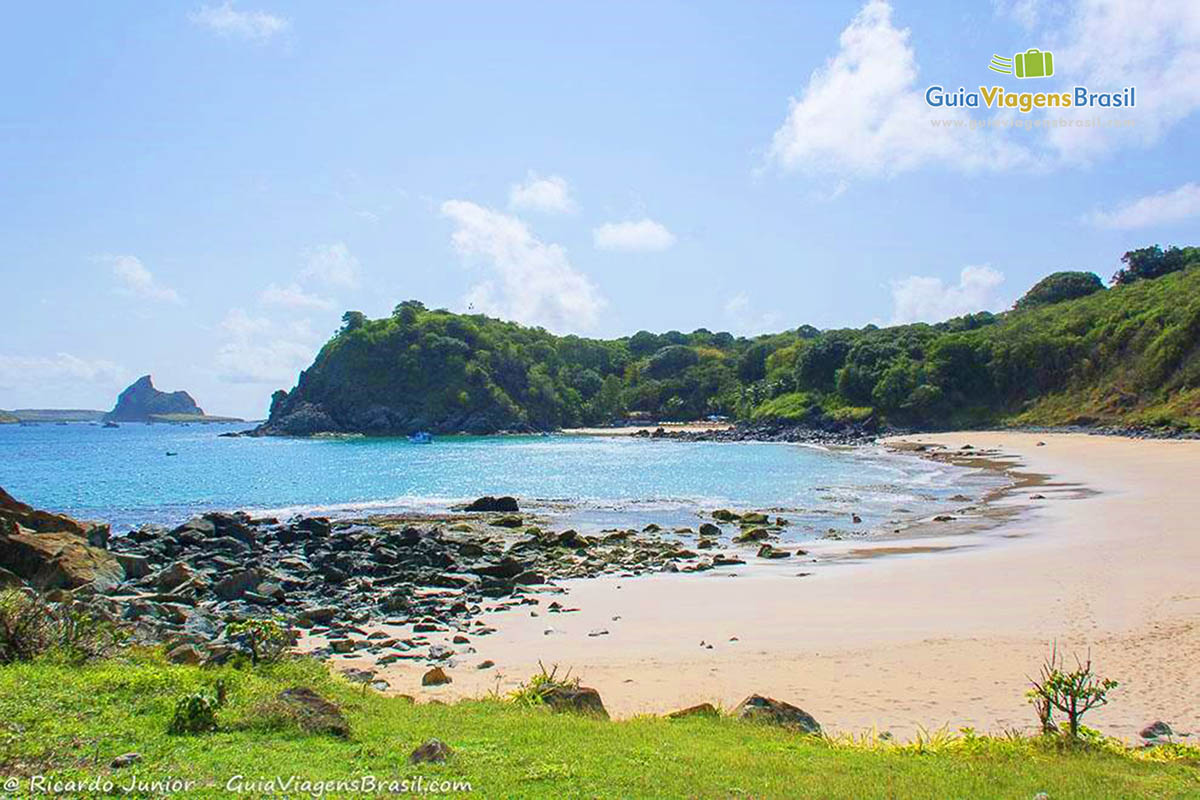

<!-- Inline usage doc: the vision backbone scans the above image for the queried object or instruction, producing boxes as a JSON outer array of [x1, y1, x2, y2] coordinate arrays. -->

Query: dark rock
[[698, 523, 721, 537], [464, 496, 519, 512], [733, 528, 770, 543], [540, 685, 608, 718], [110, 753, 142, 769], [734, 694, 820, 733], [489, 515, 524, 528], [112, 552, 151, 579], [213, 569, 262, 601], [477, 660, 495, 670], [667, 703, 719, 719], [1141, 721, 1174, 739], [0, 525, 124, 592], [166, 643, 203, 665], [277, 687, 350, 737], [757, 544, 790, 559], [409, 738, 452, 764], [422, 666, 452, 686]]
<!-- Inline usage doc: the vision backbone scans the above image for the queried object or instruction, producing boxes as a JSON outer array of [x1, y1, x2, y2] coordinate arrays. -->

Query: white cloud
[[0, 353, 125, 393], [441, 200, 606, 331], [768, 1, 1029, 178], [301, 242, 360, 289], [1085, 182, 1200, 229], [509, 173, 576, 214], [215, 309, 319, 384], [772, 0, 1200, 179], [1043, 0, 1200, 163], [189, 2, 288, 41], [592, 219, 677, 252], [724, 293, 751, 318], [889, 265, 1006, 324], [260, 282, 334, 310], [99, 255, 182, 304]]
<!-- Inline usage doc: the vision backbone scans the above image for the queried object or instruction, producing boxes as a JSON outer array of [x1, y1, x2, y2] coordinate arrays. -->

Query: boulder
[[166, 643, 203, 665], [0, 526, 124, 592], [667, 703, 719, 720], [113, 552, 151, 579], [212, 569, 263, 601], [540, 685, 608, 718], [698, 523, 721, 537], [734, 694, 820, 733], [1140, 721, 1174, 740], [409, 738, 452, 764], [422, 666, 452, 686], [277, 687, 350, 737], [153, 562, 199, 593], [733, 528, 770, 543], [0, 486, 110, 547], [463, 496, 519, 513], [489, 515, 524, 528]]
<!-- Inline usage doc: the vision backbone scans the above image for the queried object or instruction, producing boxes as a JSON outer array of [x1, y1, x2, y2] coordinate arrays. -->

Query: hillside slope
[[256, 255, 1200, 436]]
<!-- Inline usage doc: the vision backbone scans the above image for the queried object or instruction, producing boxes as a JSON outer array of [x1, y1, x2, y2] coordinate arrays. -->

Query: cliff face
[[105, 375, 204, 422]]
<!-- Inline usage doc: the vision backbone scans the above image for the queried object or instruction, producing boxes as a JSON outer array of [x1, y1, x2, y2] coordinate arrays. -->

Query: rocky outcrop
[[539, 685, 609, 718], [0, 488, 122, 591], [734, 694, 821, 733], [105, 375, 204, 422]]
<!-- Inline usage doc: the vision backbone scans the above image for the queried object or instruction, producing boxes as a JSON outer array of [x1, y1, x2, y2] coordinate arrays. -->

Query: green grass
[[1, 651, 1197, 798]]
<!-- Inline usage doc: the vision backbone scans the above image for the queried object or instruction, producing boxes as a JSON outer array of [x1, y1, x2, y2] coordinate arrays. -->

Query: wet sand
[[333, 432, 1200, 740]]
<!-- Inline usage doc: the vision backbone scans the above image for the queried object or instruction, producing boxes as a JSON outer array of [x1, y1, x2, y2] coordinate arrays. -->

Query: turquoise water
[[0, 422, 1001, 537]]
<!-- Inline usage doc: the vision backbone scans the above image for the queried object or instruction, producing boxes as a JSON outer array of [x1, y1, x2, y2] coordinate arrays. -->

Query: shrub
[[168, 682, 227, 735], [509, 662, 578, 708], [226, 618, 292, 666], [0, 590, 122, 665], [0, 589, 52, 664], [1028, 646, 1118, 739]]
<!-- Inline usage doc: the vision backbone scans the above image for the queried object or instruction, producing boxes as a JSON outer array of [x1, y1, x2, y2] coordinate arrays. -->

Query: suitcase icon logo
[[988, 49, 1054, 79]]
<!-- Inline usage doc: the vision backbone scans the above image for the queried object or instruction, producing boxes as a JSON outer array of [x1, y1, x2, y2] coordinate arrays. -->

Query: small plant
[[226, 618, 291, 665], [0, 589, 53, 664], [509, 661, 578, 708], [1028, 646, 1118, 739], [51, 600, 126, 664], [0, 590, 122, 664], [168, 682, 227, 735]]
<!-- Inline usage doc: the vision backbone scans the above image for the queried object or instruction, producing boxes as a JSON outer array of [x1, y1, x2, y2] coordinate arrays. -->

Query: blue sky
[[2, 1, 1198, 418]]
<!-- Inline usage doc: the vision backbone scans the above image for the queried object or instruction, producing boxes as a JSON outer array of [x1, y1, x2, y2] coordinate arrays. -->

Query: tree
[[340, 311, 366, 333], [1111, 245, 1195, 285], [1028, 646, 1117, 739], [1015, 271, 1105, 309]]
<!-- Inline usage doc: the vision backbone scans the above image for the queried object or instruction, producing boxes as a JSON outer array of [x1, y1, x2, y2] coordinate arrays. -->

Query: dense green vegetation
[[2, 652, 1197, 798], [262, 247, 1200, 435]]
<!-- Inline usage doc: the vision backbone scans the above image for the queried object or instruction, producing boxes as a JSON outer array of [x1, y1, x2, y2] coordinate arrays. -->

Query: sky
[[2, 0, 1198, 418]]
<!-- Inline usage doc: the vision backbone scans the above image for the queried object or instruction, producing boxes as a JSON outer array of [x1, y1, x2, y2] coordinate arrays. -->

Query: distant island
[[252, 245, 1200, 437], [104, 375, 242, 423]]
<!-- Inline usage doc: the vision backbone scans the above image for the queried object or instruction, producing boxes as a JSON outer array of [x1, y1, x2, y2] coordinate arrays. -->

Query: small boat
[[165, 451, 178, 456], [408, 431, 433, 444], [102, 421, 119, 428]]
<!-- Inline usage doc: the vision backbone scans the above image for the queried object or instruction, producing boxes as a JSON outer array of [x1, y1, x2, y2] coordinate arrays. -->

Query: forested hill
[[255, 246, 1200, 436]]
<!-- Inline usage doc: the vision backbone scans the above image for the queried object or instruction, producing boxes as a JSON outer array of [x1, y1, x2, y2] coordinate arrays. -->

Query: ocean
[[0, 422, 1005, 539]]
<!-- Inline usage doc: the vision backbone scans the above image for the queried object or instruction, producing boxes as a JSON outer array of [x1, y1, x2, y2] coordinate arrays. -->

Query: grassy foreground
[[1, 651, 1197, 799]]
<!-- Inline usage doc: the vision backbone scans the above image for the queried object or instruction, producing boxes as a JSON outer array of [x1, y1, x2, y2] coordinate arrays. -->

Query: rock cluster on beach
[[633, 420, 889, 446], [0, 488, 803, 668]]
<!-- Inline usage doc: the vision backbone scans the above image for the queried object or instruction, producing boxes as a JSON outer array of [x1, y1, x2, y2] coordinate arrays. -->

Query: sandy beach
[[337, 432, 1200, 740]]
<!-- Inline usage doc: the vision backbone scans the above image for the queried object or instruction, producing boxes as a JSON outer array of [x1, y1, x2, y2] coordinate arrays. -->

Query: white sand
[[338, 432, 1200, 740]]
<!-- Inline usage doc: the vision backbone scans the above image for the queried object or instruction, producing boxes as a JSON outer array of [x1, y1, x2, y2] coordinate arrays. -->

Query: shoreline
[[328, 432, 1200, 741]]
